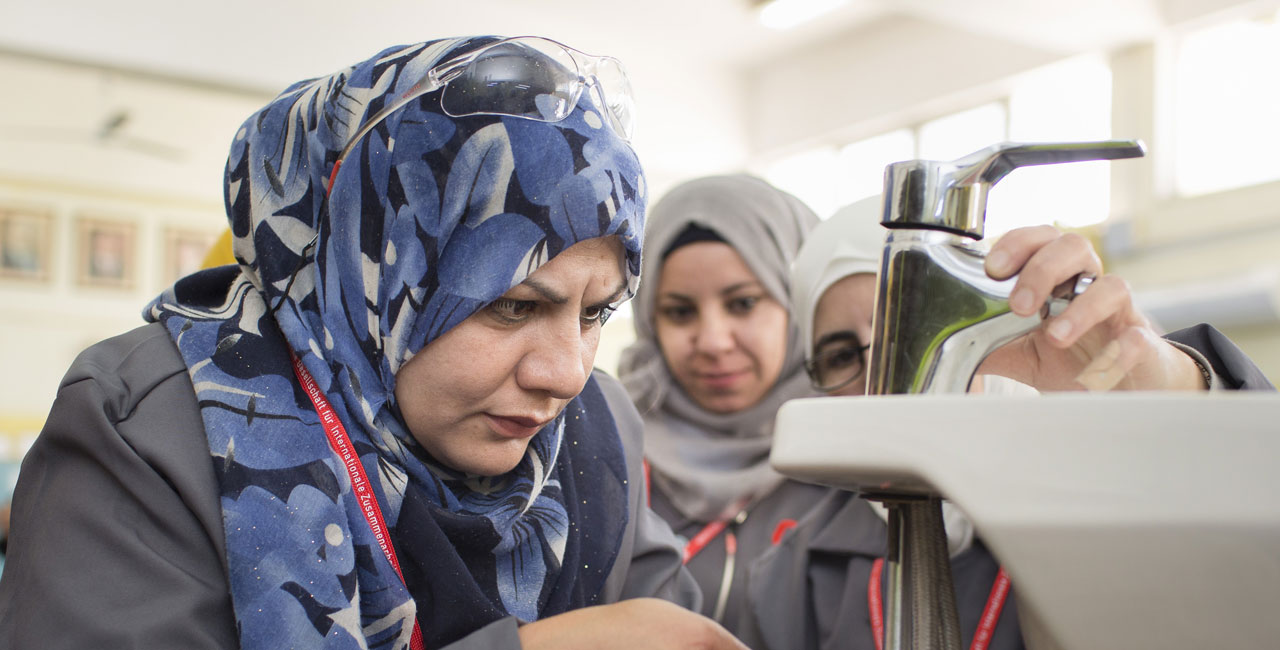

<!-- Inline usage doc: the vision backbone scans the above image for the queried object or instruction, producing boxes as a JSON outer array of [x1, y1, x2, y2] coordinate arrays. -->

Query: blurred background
[[3, 0, 1280, 503]]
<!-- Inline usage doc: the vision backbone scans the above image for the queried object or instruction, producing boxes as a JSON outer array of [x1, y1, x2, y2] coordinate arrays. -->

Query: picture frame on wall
[[76, 217, 136, 289], [163, 227, 218, 287], [0, 207, 53, 282]]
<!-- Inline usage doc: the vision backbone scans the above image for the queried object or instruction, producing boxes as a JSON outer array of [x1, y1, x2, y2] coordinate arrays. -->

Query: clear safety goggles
[[334, 36, 635, 170]]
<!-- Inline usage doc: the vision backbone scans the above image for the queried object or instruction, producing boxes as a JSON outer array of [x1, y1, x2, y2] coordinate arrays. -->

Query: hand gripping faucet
[[863, 140, 1146, 650], [868, 140, 1147, 395]]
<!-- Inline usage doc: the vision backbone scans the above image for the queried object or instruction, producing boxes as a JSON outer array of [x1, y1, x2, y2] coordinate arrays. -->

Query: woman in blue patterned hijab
[[0, 36, 750, 650], [0, 35, 752, 650], [146, 35, 651, 648]]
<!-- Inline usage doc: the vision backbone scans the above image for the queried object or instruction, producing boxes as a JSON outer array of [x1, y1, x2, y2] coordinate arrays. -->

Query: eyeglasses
[[805, 332, 871, 392], [332, 36, 635, 180]]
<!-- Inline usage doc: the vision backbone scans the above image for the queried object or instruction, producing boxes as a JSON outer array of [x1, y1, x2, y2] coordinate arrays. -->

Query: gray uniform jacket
[[650, 476, 831, 637], [740, 491, 1023, 650], [737, 323, 1274, 650], [0, 323, 699, 649]]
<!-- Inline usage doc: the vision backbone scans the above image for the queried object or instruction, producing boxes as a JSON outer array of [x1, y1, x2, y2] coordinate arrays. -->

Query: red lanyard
[[868, 558, 1010, 650], [683, 518, 733, 564], [683, 517, 740, 624], [292, 353, 426, 650]]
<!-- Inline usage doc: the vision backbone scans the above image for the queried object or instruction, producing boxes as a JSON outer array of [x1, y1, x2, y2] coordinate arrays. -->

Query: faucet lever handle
[[884, 139, 1146, 240], [963, 140, 1147, 186]]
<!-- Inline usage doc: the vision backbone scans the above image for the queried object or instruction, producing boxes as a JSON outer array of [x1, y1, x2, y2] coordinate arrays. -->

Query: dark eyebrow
[[721, 281, 764, 296], [659, 281, 764, 304], [520, 276, 629, 306], [813, 330, 865, 352], [521, 278, 569, 305]]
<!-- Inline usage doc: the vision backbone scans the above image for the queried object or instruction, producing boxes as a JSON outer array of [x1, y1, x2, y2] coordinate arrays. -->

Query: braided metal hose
[[880, 497, 963, 650]]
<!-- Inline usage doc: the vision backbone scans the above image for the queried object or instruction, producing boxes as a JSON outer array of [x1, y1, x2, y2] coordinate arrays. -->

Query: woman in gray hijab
[[617, 174, 828, 637]]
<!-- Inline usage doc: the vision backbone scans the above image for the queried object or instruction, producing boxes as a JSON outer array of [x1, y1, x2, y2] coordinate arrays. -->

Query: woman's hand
[[517, 598, 751, 650], [976, 225, 1207, 392]]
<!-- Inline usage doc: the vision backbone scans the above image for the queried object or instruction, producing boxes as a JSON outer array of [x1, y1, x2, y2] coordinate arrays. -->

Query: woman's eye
[[489, 298, 537, 322], [726, 295, 759, 315], [658, 305, 695, 324], [821, 346, 860, 370], [582, 305, 616, 327]]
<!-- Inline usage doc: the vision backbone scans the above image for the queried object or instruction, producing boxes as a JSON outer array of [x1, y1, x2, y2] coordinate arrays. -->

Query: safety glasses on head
[[333, 36, 634, 177]]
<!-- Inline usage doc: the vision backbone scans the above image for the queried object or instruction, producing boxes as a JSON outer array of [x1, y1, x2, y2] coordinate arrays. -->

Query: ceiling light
[[755, 0, 851, 30]]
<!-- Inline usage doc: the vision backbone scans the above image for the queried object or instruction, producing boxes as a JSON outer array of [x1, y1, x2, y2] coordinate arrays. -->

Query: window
[[989, 55, 1113, 234], [917, 102, 1007, 161], [761, 55, 1113, 237], [835, 129, 914, 207], [763, 146, 841, 218], [1172, 12, 1280, 196]]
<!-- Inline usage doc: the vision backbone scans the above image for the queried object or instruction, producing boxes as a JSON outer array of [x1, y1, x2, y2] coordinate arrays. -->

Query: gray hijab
[[618, 174, 820, 521]]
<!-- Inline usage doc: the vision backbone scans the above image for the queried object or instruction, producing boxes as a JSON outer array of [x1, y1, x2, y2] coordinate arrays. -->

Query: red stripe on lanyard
[[771, 518, 798, 546], [867, 557, 1009, 650], [325, 160, 343, 197], [971, 568, 1010, 650], [683, 518, 731, 565], [869, 558, 885, 650], [291, 352, 426, 650]]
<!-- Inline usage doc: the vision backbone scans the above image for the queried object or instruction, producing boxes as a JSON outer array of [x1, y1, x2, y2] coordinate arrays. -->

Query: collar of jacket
[[806, 492, 887, 556]]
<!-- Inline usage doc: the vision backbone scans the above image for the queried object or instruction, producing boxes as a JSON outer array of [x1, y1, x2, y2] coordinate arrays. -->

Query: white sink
[[771, 392, 1280, 650]]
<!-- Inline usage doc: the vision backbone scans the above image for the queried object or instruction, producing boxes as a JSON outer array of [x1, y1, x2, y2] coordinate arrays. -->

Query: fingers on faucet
[[1003, 229, 1103, 317], [1046, 273, 1133, 347], [985, 225, 1061, 280]]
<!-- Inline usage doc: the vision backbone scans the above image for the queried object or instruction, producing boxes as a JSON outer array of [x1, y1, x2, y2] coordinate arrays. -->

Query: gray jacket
[[650, 476, 830, 637], [0, 323, 698, 649], [740, 491, 1023, 650]]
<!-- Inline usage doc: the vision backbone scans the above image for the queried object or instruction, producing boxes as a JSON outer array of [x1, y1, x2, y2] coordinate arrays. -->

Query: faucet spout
[[867, 139, 1144, 397], [866, 229, 1088, 395], [855, 139, 1142, 650]]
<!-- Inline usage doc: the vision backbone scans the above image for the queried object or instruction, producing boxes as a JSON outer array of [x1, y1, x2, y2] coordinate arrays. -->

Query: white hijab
[[788, 196, 885, 365]]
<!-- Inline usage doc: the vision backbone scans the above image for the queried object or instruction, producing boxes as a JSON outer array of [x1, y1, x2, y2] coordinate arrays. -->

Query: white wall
[[0, 46, 746, 453], [743, 15, 1062, 157], [0, 52, 269, 454], [5, 5, 1280, 460]]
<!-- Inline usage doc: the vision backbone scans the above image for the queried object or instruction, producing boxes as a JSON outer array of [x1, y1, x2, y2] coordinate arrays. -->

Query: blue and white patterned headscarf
[[146, 36, 645, 649]]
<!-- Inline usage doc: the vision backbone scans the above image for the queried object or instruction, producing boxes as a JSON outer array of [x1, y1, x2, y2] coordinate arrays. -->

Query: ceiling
[[0, 0, 1261, 202], [2, 0, 1237, 94]]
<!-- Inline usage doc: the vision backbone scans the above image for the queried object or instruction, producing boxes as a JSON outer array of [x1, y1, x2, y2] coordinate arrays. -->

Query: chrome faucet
[[866, 140, 1147, 396], [861, 140, 1146, 650]]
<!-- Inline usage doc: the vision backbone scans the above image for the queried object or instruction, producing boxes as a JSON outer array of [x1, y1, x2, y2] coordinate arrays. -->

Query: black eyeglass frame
[[804, 340, 872, 392]]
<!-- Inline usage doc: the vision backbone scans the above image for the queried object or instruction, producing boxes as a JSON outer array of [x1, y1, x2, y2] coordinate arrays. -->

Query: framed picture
[[0, 208, 53, 282], [76, 217, 137, 289], [163, 228, 219, 286]]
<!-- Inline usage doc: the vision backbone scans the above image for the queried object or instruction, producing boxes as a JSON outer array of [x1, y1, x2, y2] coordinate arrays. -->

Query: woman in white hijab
[[617, 174, 828, 637], [743, 195, 1273, 650], [740, 196, 1022, 650], [791, 196, 1035, 398]]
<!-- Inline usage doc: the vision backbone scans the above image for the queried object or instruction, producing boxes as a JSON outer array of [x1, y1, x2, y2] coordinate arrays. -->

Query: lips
[[696, 369, 749, 390], [485, 413, 551, 439]]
